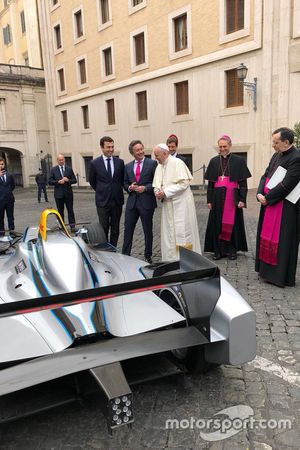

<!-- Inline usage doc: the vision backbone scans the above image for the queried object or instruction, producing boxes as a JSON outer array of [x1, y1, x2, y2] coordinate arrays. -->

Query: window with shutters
[[103, 47, 112, 76], [3, 24, 11, 45], [134, 33, 145, 66], [226, 0, 244, 34], [98, 0, 112, 29], [73, 7, 85, 42], [226, 69, 243, 108], [20, 11, 26, 34], [100, 42, 115, 80], [219, 0, 249, 44], [57, 67, 66, 93], [61, 110, 68, 132], [128, 0, 146, 15], [136, 91, 148, 121], [168, 6, 192, 60], [77, 58, 87, 86], [174, 14, 187, 52], [175, 81, 189, 115], [106, 99, 116, 125], [130, 26, 148, 72], [81, 105, 90, 129], [53, 23, 62, 51]]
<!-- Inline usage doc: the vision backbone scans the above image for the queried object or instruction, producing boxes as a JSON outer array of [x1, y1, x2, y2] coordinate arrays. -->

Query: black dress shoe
[[228, 253, 237, 260], [213, 253, 222, 260], [145, 257, 152, 264]]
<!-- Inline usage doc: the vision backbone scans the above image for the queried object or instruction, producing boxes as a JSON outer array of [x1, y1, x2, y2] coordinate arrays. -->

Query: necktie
[[107, 158, 112, 178], [60, 166, 64, 177], [136, 160, 141, 183]]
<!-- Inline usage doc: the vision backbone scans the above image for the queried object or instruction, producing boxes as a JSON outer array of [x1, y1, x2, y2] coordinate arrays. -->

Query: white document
[[266, 165, 300, 204], [266, 166, 287, 189], [286, 182, 300, 204]]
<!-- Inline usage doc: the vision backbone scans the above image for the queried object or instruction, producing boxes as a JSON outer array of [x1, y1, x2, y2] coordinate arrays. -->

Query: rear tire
[[85, 222, 107, 245], [159, 288, 212, 374]]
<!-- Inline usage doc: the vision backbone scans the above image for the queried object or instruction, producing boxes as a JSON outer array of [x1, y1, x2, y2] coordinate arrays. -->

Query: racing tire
[[159, 288, 212, 374], [179, 345, 212, 374], [85, 222, 107, 245]]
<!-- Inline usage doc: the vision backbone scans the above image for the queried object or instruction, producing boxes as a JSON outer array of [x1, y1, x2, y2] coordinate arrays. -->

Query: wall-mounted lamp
[[236, 63, 257, 111]]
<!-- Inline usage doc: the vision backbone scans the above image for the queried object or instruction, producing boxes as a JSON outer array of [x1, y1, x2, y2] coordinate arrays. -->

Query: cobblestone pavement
[[0, 187, 300, 450]]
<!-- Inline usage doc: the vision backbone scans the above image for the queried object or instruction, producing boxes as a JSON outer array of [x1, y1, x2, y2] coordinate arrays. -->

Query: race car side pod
[[0, 256, 219, 319]]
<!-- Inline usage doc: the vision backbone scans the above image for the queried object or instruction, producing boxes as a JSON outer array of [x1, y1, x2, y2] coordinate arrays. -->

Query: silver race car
[[0, 209, 256, 431]]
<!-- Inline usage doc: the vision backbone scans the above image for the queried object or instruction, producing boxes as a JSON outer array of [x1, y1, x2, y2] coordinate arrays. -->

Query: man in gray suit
[[122, 140, 157, 263]]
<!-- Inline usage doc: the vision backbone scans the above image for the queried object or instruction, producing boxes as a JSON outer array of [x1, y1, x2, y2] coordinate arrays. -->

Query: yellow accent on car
[[39, 209, 71, 240]]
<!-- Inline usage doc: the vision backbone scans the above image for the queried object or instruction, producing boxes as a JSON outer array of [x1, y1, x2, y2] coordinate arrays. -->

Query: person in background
[[35, 168, 49, 203], [122, 140, 157, 263], [204, 135, 251, 260], [153, 143, 201, 261], [0, 157, 15, 237], [255, 127, 300, 287], [166, 134, 188, 166], [48, 154, 77, 232], [89, 136, 124, 248]]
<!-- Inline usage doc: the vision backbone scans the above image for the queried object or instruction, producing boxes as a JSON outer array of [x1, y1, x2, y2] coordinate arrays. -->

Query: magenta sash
[[259, 178, 283, 265], [215, 176, 238, 241]]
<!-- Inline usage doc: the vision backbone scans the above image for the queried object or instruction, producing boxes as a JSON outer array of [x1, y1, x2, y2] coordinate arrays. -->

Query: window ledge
[[131, 62, 149, 73], [169, 47, 192, 61], [128, 2, 147, 16], [105, 124, 117, 131], [74, 35, 86, 45], [102, 74, 116, 82], [77, 83, 89, 91], [219, 27, 250, 44], [81, 129, 92, 134], [134, 120, 150, 128], [220, 105, 249, 116], [172, 114, 193, 123], [98, 21, 112, 32]]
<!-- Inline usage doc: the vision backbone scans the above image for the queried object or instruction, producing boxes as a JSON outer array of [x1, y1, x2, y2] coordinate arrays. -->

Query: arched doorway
[[0, 147, 23, 186]]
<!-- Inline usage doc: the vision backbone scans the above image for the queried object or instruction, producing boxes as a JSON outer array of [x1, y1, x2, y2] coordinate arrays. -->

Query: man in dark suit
[[89, 136, 124, 247], [166, 134, 188, 166], [48, 154, 77, 231], [122, 140, 157, 263], [35, 169, 49, 203], [0, 157, 15, 236]]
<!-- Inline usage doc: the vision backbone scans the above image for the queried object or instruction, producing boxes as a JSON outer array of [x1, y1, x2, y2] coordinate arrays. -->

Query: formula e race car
[[0, 209, 256, 431]]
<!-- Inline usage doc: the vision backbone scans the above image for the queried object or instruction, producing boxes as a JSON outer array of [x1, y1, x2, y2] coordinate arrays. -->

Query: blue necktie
[[107, 158, 112, 178]]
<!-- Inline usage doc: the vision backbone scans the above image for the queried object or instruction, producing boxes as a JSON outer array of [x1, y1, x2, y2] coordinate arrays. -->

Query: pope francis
[[153, 143, 201, 261]]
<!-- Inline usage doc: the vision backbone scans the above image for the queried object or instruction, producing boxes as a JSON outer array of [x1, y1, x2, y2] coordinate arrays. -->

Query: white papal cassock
[[153, 155, 201, 261]]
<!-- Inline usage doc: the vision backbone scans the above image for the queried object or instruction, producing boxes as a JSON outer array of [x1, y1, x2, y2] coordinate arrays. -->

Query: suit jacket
[[0, 172, 15, 205], [89, 155, 124, 207], [48, 165, 77, 199], [124, 158, 157, 210]]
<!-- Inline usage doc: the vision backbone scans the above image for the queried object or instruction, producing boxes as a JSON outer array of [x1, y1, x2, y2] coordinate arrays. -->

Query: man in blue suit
[[122, 140, 157, 263], [48, 154, 77, 231], [89, 136, 124, 248], [0, 157, 15, 236]]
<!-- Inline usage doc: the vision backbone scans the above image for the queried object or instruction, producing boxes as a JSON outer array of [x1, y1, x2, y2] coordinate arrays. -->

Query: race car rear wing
[[0, 248, 220, 319]]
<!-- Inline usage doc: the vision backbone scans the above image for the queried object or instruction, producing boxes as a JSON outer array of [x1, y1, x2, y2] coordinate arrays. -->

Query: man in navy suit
[[89, 136, 124, 247], [48, 154, 77, 231], [0, 157, 15, 236], [166, 134, 189, 167], [122, 140, 157, 263]]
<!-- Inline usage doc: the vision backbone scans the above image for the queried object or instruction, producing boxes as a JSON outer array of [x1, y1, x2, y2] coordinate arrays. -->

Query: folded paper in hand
[[266, 165, 300, 204]]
